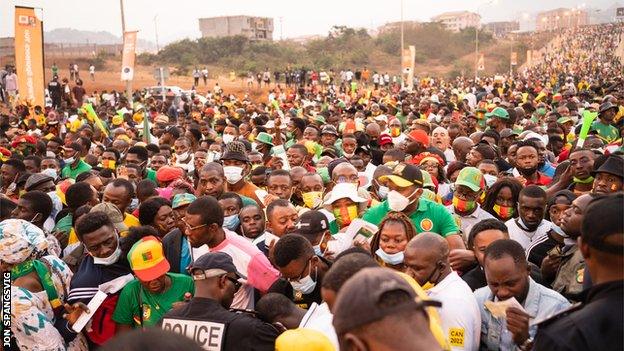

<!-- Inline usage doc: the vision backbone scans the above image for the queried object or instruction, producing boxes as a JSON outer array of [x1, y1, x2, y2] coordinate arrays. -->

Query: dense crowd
[[0, 23, 623, 351]]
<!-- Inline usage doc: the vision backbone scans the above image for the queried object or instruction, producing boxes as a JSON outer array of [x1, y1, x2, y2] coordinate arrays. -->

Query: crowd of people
[[0, 22, 623, 351]]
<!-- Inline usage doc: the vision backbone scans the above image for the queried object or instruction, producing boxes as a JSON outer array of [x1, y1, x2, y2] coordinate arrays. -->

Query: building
[[0, 37, 15, 58], [377, 21, 421, 34], [431, 11, 481, 32], [484, 21, 520, 37], [198, 16, 273, 41], [536, 8, 588, 31]]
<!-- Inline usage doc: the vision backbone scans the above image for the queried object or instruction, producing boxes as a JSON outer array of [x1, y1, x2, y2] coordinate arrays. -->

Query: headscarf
[[0, 219, 48, 264]]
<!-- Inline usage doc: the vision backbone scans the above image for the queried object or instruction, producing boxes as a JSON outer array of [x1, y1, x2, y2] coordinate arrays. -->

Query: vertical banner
[[477, 54, 485, 71], [526, 50, 532, 66], [14, 6, 45, 107], [510, 52, 518, 66], [121, 31, 137, 81], [401, 46, 416, 91]]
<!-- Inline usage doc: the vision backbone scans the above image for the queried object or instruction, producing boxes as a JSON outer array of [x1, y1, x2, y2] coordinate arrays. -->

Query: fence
[[44, 43, 122, 58]]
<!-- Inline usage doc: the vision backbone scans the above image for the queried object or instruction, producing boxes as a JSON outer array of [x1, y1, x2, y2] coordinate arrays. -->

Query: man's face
[[240, 206, 265, 239], [431, 128, 450, 150], [150, 155, 167, 171], [125, 153, 145, 172], [267, 205, 298, 237], [11, 198, 38, 222], [278, 254, 315, 281], [321, 133, 337, 147], [199, 169, 225, 197], [484, 255, 529, 302], [332, 164, 359, 186], [126, 167, 141, 185], [301, 175, 324, 193], [23, 159, 39, 173], [342, 138, 357, 155], [465, 148, 484, 167], [82, 225, 119, 259], [1, 164, 17, 186], [47, 140, 61, 154], [40, 159, 59, 172], [286, 148, 306, 167], [194, 151, 207, 171], [140, 274, 169, 294], [404, 246, 441, 287], [478, 163, 498, 176], [223, 126, 238, 138], [507, 144, 518, 167], [303, 127, 319, 142], [218, 198, 241, 217], [472, 229, 507, 267], [103, 184, 131, 214], [267, 175, 293, 201], [518, 195, 546, 229], [174, 140, 190, 156], [569, 151, 594, 180], [515, 146, 539, 172], [593, 172, 623, 194], [560, 194, 592, 238]]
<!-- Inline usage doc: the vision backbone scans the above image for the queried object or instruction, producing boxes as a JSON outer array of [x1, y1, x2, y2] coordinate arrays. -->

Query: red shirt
[[525, 172, 552, 186]]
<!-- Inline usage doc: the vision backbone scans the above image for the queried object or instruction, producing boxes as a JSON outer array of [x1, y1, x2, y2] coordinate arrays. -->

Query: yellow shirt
[[67, 213, 141, 244]]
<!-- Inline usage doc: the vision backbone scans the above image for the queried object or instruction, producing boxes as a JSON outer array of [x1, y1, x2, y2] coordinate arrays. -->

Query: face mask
[[286, 131, 295, 140], [377, 185, 389, 200], [223, 214, 240, 231], [251, 142, 259, 152], [290, 262, 317, 294], [101, 159, 116, 170], [452, 196, 476, 213], [222, 134, 235, 144], [41, 168, 58, 180], [343, 152, 355, 158], [213, 152, 221, 161], [176, 152, 190, 162], [420, 262, 442, 289], [333, 205, 358, 227], [517, 166, 538, 177], [387, 190, 415, 212], [223, 166, 244, 184], [375, 248, 404, 265], [493, 204, 514, 220], [63, 157, 75, 164], [312, 232, 328, 257], [483, 174, 498, 188], [302, 191, 324, 209], [91, 240, 122, 266]]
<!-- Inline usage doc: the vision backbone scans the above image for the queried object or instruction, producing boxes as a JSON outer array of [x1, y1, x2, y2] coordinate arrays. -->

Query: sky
[[1, 0, 618, 45]]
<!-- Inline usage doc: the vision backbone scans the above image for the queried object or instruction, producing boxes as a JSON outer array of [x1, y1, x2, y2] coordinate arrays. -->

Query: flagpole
[[120, 0, 132, 107]]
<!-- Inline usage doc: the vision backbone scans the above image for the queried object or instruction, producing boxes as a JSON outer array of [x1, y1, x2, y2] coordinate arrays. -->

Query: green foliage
[[148, 24, 506, 75]]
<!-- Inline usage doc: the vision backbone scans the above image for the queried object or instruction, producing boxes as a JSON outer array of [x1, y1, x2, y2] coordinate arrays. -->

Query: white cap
[[324, 183, 367, 205]]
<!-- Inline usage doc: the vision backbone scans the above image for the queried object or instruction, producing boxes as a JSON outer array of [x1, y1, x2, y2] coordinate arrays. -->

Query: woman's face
[[549, 196, 571, 226], [495, 186, 515, 207], [421, 160, 439, 179], [379, 221, 409, 254], [154, 205, 176, 235]]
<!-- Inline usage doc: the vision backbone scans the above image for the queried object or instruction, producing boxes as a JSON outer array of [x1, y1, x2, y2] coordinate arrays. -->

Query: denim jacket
[[474, 278, 570, 350]]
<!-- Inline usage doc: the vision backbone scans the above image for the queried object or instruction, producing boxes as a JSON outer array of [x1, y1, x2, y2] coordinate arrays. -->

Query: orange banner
[[14, 6, 45, 107], [121, 31, 137, 81]]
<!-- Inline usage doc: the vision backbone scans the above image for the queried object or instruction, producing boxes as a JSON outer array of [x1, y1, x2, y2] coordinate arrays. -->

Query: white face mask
[[375, 248, 405, 265], [91, 240, 122, 266], [387, 190, 415, 212], [290, 262, 317, 295], [63, 157, 75, 165], [377, 185, 389, 200], [223, 166, 244, 184], [41, 168, 58, 180], [222, 134, 235, 144], [343, 152, 355, 158], [176, 152, 190, 162]]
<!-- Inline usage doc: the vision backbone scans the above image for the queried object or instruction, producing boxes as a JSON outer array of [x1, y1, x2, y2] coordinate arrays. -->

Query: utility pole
[[120, 0, 132, 106], [154, 14, 160, 52], [279, 16, 283, 41], [400, 0, 404, 88]]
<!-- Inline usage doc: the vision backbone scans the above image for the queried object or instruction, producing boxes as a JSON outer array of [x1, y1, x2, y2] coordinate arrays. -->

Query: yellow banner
[[121, 31, 138, 81], [14, 6, 45, 107]]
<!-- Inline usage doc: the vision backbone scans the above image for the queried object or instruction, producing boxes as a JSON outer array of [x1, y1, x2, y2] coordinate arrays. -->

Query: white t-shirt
[[299, 302, 339, 350], [428, 271, 481, 351], [446, 205, 495, 240], [505, 218, 553, 252]]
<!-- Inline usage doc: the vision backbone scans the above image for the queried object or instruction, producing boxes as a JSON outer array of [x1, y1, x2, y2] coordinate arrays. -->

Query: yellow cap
[[275, 329, 335, 351]]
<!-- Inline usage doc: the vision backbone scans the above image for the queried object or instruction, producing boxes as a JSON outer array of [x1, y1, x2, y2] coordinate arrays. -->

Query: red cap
[[407, 129, 430, 147], [378, 134, 393, 146]]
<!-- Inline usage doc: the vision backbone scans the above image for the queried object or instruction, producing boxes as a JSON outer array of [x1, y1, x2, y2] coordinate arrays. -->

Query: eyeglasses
[[183, 219, 208, 231], [286, 258, 311, 282]]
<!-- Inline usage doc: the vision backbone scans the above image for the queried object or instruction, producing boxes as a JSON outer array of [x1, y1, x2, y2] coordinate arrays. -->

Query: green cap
[[317, 167, 330, 184], [421, 170, 435, 189], [557, 117, 573, 125], [485, 107, 509, 120], [172, 193, 197, 209], [255, 132, 274, 146], [536, 107, 547, 116], [455, 167, 485, 192]]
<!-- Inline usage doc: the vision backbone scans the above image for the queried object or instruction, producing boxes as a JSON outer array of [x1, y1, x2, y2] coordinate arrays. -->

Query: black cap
[[332, 267, 440, 335], [599, 102, 618, 114], [592, 154, 624, 178], [293, 210, 329, 236], [221, 141, 250, 163], [581, 194, 623, 255], [321, 125, 339, 136], [189, 252, 246, 279]]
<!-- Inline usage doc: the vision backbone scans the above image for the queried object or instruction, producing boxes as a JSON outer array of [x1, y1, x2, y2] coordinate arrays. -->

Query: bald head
[[452, 136, 474, 162], [407, 232, 449, 260], [202, 162, 224, 175], [366, 123, 381, 134]]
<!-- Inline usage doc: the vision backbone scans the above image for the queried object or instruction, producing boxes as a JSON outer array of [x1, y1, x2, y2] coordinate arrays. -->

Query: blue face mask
[[223, 214, 240, 231], [375, 248, 404, 265]]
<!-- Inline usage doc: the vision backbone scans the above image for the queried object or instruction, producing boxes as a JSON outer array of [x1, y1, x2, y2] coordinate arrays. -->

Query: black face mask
[[518, 166, 538, 177]]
